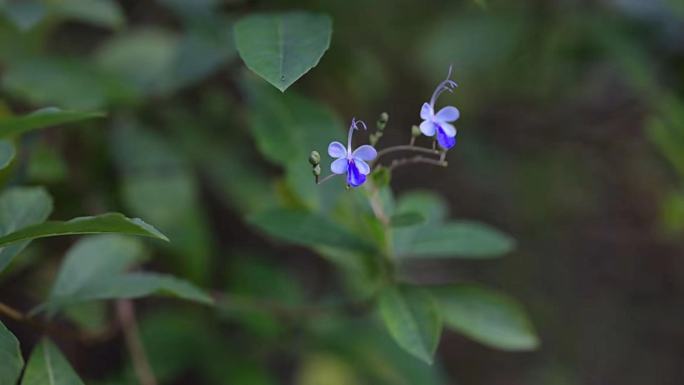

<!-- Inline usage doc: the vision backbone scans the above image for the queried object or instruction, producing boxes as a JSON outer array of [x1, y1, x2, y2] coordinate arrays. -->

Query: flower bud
[[377, 112, 389, 131], [411, 125, 421, 137], [312, 164, 321, 177], [309, 150, 321, 166]]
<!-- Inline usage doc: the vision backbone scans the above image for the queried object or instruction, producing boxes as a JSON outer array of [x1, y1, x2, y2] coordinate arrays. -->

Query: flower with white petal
[[328, 118, 377, 188], [419, 67, 460, 150]]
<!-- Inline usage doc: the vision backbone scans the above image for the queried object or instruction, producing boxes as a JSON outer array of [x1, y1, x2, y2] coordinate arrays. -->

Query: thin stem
[[389, 155, 448, 171], [316, 173, 338, 185], [117, 300, 158, 385], [373, 145, 440, 167], [0, 301, 87, 342]]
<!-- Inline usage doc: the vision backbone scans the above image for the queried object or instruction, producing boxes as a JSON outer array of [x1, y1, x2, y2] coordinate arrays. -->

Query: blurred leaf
[[43, 235, 212, 310], [0, 213, 169, 248], [389, 212, 425, 228], [0, 140, 14, 170], [249, 208, 376, 254], [245, 79, 343, 208], [0, 0, 46, 31], [378, 285, 442, 364], [111, 122, 212, 283], [21, 339, 84, 385], [395, 191, 448, 225], [0, 107, 104, 138], [0, 186, 53, 273], [96, 28, 179, 95], [431, 284, 539, 351], [235, 12, 332, 91], [404, 221, 515, 259], [51, 0, 124, 29], [0, 321, 23, 385], [297, 354, 360, 385], [28, 142, 67, 183]]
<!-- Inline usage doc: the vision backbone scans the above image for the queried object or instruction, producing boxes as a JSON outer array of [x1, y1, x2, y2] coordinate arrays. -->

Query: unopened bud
[[411, 125, 421, 137], [309, 150, 321, 166], [312, 164, 321, 177], [377, 112, 389, 131]]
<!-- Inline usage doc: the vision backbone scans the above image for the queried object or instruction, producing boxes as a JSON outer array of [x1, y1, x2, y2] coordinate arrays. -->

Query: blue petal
[[347, 160, 366, 187], [354, 158, 371, 175], [420, 102, 433, 120], [436, 126, 456, 150], [435, 106, 460, 122], [420, 120, 436, 136], [352, 145, 377, 161], [331, 158, 348, 174], [328, 141, 347, 158]]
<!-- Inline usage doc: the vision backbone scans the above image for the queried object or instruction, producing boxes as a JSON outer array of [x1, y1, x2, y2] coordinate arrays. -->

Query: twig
[[116, 300, 158, 385], [374, 145, 440, 163], [389, 156, 447, 171], [0, 301, 88, 342], [316, 173, 338, 185]]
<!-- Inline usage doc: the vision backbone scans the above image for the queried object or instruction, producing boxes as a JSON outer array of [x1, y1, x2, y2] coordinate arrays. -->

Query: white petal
[[354, 159, 371, 175], [439, 122, 456, 137], [420, 120, 436, 136], [352, 145, 377, 161], [328, 141, 347, 158], [420, 102, 433, 120], [435, 106, 460, 122], [330, 158, 348, 174]]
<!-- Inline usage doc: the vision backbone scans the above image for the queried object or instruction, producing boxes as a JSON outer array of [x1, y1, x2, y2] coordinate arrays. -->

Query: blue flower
[[328, 118, 377, 188], [419, 67, 460, 150]]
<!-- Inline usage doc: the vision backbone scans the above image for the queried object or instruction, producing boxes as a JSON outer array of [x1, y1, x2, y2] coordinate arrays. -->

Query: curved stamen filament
[[429, 65, 458, 107], [347, 118, 367, 153]]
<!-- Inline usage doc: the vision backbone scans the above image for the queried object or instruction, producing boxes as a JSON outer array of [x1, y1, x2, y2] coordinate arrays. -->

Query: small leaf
[[406, 221, 515, 259], [0, 107, 104, 138], [249, 208, 375, 254], [42, 236, 212, 311], [0, 186, 53, 273], [0, 321, 23, 385], [431, 284, 539, 351], [378, 285, 442, 364], [21, 339, 85, 385], [0, 213, 168, 248], [0, 140, 15, 170], [389, 212, 425, 228], [234, 12, 332, 91]]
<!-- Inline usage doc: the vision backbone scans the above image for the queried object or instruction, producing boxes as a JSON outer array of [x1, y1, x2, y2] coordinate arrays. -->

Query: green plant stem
[[374, 145, 440, 164], [0, 301, 87, 342], [316, 173, 338, 185], [117, 300, 158, 385], [389, 155, 447, 171]]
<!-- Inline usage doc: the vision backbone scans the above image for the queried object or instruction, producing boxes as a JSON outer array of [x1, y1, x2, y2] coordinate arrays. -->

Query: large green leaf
[[0, 140, 14, 170], [403, 221, 515, 259], [431, 284, 539, 351], [21, 339, 85, 385], [0, 213, 168, 248], [0, 186, 53, 273], [0, 321, 23, 385], [234, 12, 332, 91], [43, 235, 212, 310], [378, 285, 442, 364], [0, 107, 104, 138], [249, 208, 375, 254]]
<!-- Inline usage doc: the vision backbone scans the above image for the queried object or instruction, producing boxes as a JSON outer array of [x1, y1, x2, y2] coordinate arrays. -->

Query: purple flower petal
[[420, 120, 436, 136], [435, 106, 460, 122], [331, 158, 348, 174], [347, 160, 366, 187], [420, 102, 433, 120], [436, 125, 456, 150], [352, 145, 377, 161], [328, 141, 347, 158], [354, 159, 371, 175], [439, 122, 456, 137]]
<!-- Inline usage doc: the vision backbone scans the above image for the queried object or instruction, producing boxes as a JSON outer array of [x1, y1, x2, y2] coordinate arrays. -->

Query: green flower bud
[[309, 150, 321, 166], [377, 112, 389, 131], [411, 125, 421, 137], [312, 164, 321, 177]]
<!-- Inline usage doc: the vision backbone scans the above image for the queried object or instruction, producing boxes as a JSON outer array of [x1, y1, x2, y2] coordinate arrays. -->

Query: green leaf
[[21, 339, 85, 385], [395, 191, 448, 225], [0, 186, 53, 273], [0, 107, 104, 138], [389, 212, 425, 228], [234, 12, 332, 91], [0, 321, 23, 385], [249, 208, 375, 254], [378, 285, 442, 364], [431, 284, 539, 351], [0, 140, 15, 170], [405, 221, 515, 259], [0, 213, 168, 248], [43, 236, 212, 311], [52, 0, 125, 29]]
